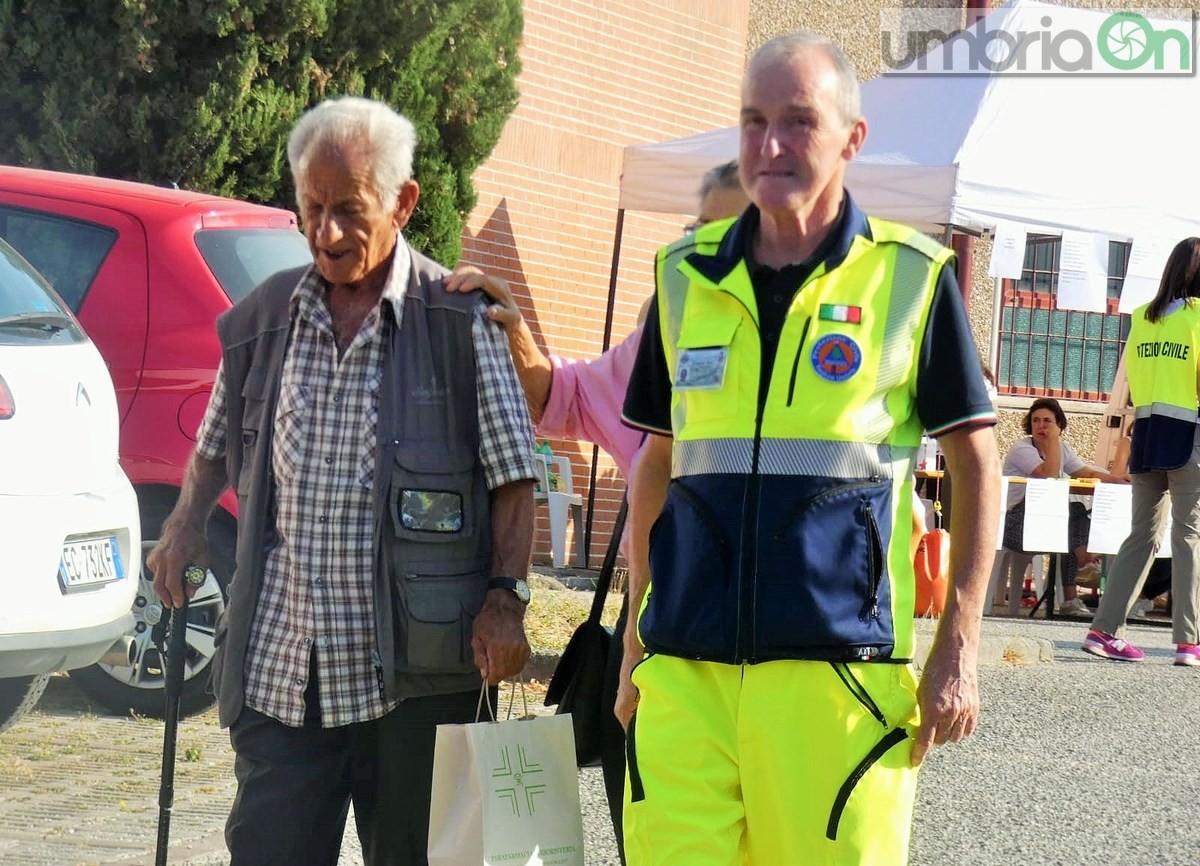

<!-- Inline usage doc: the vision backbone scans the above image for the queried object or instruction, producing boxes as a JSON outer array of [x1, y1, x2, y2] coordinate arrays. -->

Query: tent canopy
[[618, 0, 1200, 242]]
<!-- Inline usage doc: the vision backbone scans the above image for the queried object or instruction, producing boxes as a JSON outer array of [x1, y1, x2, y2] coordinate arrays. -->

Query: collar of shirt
[[288, 231, 412, 330], [684, 191, 871, 286]]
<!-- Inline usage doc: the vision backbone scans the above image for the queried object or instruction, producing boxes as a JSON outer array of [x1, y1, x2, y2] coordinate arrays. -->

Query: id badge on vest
[[675, 347, 729, 391]]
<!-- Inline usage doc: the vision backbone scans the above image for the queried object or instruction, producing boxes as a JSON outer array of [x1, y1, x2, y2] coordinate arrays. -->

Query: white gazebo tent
[[616, 0, 1200, 241]]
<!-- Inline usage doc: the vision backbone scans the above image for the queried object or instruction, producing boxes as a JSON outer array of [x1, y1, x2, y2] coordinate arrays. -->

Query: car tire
[[70, 491, 233, 719], [0, 674, 51, 734]]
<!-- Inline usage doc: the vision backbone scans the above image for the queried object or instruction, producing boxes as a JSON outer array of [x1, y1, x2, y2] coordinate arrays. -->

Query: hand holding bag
[[543, 497, 627, 767], [428, 685, 585, 866]]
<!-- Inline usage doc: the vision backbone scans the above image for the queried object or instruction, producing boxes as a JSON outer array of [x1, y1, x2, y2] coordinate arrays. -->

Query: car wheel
[[0, 674, 51, 734], [70, 494, 233, 719]]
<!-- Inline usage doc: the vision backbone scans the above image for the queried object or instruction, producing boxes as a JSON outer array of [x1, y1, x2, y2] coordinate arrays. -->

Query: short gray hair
[[699, 160, 741, 201], [746, 32, 861, 127], [287, 96, 417, 208]]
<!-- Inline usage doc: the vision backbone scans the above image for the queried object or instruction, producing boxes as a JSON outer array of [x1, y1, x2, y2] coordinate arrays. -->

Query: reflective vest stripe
[[1134, 402, 1198, 422], [673, 437, 915, 478]]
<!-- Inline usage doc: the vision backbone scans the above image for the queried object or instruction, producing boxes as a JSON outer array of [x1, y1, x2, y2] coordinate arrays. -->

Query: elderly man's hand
[[911, 641, 980, 766], [471, 589, 531, 685], [445, 266, 522, 330], [146, 520, 209, 609]]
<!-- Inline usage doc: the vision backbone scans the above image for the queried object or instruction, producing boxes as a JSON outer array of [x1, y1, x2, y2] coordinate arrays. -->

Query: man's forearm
[[507, 319, 553, 422], [165, 451, 229, 532], [625, 435, 673, 657], [934, 426, 1001, 652], [490, 480, 535, 578]]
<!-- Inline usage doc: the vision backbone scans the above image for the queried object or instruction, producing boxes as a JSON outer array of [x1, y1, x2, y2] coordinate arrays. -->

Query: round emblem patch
[[811, 334, 862, 382]]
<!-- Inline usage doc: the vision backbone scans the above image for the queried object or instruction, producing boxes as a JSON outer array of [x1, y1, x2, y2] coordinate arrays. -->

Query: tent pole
[[989, 275, 1004, 377], [582, 207, 627, 570]]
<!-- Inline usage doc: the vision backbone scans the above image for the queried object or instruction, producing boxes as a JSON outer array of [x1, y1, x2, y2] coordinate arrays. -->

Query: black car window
[[0, 207, 117, 313], [195, 228, 311, 303]]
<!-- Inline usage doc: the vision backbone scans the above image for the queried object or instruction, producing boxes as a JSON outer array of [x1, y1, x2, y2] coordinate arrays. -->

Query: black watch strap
[[487, 576, 530, 602]]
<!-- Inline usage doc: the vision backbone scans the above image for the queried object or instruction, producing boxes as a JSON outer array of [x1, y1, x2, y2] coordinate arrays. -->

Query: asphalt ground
[[2, 609, 1197, 865]]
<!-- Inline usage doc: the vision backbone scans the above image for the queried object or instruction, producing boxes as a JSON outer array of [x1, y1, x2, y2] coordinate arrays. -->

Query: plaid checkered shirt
[[196, 238, 536, 727]]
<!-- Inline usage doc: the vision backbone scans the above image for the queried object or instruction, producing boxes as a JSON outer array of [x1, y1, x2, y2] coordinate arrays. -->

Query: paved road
[[2, 615, 1198, 865]]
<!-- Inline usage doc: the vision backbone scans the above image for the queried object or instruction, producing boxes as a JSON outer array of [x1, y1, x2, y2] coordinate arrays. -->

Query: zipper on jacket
[[830, 662, 887, 727], [826, 727, 909, 840], [772, 477, 883, 540], [786, 316, 813, 406], [864, 502, 882, 618]]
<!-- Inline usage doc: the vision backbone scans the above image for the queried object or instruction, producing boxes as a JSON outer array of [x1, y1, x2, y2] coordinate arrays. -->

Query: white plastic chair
[[532, 452, 585, 568]]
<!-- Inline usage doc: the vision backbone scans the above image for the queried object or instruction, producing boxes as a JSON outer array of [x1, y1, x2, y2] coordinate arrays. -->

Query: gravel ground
[[2, 613, 1197, 865]]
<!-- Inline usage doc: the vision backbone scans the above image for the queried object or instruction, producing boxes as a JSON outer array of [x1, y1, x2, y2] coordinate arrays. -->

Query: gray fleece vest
[[210, 248, 490, 728]]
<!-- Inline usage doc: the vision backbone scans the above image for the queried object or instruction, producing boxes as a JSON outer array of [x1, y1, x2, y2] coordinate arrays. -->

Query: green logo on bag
[[491, 744, 546, 816]]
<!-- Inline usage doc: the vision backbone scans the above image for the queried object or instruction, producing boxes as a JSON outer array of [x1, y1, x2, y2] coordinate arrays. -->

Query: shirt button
[[313, 576, 324, 586], [324, 456, 333, 465], [294, 677, 305, 687], [318, 515, 327, 524], [332, 394, 341, 404], [318, 636, 331, 648]]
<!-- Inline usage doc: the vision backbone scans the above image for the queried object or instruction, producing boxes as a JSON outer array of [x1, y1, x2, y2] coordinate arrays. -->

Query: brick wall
[[461, 0, 750, 567]]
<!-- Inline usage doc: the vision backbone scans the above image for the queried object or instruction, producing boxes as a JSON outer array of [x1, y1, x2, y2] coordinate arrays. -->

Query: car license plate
[[59, 535, 124, 592]]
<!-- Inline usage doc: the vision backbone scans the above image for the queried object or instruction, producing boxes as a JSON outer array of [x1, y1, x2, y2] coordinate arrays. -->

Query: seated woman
[[1002, 397, 1127, 616]]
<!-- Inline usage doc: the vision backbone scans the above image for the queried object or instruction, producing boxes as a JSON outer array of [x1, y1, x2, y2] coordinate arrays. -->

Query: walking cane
[[155, 564, 206, 866]]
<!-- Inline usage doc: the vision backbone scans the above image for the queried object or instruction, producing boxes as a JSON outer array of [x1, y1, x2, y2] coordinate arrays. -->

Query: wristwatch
[[487, 576, 531, 604]]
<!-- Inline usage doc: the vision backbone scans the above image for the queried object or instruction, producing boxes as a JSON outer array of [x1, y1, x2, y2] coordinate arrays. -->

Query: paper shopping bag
[[428, 712, 585, 866]]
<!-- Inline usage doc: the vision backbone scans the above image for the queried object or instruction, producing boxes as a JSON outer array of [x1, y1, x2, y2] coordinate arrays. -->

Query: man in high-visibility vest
[[618, 31, 1000, 865], [1083, 237, 1200, 665]]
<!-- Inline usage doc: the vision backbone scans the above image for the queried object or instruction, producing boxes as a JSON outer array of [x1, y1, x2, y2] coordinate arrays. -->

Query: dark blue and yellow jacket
[[643, 202, 953, 665]]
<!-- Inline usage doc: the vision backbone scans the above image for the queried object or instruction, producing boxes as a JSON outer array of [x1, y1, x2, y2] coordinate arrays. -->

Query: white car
[[0, 238, 139, 732]]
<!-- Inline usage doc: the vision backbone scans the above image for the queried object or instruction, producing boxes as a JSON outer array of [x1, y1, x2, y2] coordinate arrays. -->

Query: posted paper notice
[[1086, 483, 1132, 555], [1022, 478, 1070, 552]]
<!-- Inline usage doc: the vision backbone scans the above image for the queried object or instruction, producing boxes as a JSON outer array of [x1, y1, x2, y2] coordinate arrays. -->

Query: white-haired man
[[148, 96, 537, 865], [618, 33, 1000, 865]]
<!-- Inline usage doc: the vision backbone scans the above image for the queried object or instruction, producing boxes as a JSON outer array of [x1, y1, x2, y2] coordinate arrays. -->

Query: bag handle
[[586, 494, 628, 625]]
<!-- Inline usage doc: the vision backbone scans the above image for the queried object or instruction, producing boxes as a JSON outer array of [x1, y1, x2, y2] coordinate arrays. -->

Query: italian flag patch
[[819, 304, 862, 324]]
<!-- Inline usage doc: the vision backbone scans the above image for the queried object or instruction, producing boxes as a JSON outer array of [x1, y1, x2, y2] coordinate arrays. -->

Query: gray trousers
[[1092, 433, 1200, 645]]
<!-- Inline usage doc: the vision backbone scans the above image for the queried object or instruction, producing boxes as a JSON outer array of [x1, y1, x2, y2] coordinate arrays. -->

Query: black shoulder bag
[[544, 496, 627, 767]]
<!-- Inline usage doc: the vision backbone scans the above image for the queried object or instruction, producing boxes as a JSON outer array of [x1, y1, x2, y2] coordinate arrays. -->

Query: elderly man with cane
[[147, 96, 537, 866]]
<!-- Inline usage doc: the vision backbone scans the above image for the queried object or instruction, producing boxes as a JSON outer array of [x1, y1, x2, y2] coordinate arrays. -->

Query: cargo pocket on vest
[[389, 442, 486, 675], [672, 315, 741, 424], [759, 478, 894, 656], [395, 572, 484, 674], [825, 727, 909, 841], [644, 481, 733, 658]]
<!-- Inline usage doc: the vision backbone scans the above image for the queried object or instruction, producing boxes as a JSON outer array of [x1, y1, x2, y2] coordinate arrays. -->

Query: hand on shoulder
[[444, 264, 522, 330]]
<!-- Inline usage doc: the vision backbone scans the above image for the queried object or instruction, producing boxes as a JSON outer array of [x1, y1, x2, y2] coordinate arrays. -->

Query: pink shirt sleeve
[[537, 324, 645, 482]]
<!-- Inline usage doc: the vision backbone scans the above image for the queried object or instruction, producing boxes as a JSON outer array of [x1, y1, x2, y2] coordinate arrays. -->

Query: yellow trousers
[[624, 655, 921, 866]]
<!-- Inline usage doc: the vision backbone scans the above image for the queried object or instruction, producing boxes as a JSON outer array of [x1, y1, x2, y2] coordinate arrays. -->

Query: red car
[[0, 167, 312, 716]]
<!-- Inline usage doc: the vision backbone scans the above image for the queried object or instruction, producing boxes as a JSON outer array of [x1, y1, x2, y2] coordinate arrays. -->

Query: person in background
[[147, 96, 537, 866], [619, 32, 999, 865], [444, 160, 749, 861], [1084, 237, 1200, 664], [1001, 397, 1126, 617], [1109, 419, 1171, 618]]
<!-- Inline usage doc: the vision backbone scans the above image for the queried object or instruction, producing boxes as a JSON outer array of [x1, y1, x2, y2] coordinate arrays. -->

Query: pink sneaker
[[1175, 644, 1200, 666], [1081, 629, 1145, 662]]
